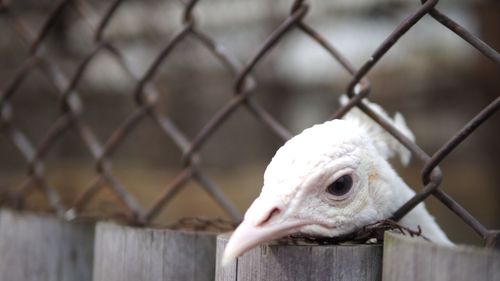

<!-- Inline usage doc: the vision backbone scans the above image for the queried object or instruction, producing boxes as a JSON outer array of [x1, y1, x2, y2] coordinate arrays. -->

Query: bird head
[[222, 119, 400, 265]]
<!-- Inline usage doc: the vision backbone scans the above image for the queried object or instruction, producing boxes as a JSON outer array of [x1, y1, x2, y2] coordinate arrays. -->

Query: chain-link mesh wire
[[0, 0, 498, 247]]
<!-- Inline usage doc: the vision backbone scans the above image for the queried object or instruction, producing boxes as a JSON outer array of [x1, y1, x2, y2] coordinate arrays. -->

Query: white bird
[[222, 96, 452, 265]]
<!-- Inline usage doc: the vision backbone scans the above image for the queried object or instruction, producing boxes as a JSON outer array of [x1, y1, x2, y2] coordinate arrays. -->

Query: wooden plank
[[215, 233, 382, 281], [92, 222, 217, 281], [383, 231, 500, 281], [0, 208, 94, 281]]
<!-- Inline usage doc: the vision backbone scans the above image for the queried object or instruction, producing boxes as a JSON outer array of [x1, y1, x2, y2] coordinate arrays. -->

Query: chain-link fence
[[0, 0, 498, 247]]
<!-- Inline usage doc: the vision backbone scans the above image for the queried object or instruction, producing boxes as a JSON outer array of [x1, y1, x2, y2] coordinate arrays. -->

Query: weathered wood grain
[[383, 231, 500, 281], [215, 233, 383, 281], [0, 208, 95, 281], [93, 222, 217, 281]]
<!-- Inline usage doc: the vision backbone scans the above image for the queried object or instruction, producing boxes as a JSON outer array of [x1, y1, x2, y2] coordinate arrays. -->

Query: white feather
[[340, 95, 414, 166]]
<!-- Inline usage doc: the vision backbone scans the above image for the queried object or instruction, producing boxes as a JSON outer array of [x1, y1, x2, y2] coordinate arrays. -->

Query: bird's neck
[[398, 203, 453, 246], [375, 161, 453, 246]]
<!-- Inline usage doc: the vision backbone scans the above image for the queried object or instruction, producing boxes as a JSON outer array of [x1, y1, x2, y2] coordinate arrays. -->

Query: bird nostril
[[259, 207, 281, 226]]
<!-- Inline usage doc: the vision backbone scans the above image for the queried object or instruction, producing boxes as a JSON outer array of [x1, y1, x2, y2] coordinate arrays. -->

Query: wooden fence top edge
[[96, 220, 222, 236], [217, 232, 383, 249], [384, 231, 500, 258], [1, 208, 95, 226]]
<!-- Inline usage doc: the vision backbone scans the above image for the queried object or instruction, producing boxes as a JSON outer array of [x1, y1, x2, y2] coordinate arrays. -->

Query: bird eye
[[326, 175, 353, 197]]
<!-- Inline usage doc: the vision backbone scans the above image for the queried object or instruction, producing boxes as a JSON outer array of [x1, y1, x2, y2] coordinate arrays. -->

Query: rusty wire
[[0, 0, 498, 247]]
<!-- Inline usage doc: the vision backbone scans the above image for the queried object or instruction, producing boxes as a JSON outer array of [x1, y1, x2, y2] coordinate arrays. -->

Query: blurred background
[[0, 0, 498, 246]]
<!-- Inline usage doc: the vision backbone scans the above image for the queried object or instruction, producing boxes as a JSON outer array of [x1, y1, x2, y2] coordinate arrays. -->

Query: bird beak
[[221, 218, 306, 266]]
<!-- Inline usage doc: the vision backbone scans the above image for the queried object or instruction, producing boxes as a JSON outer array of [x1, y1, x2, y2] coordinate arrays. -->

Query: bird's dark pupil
[[326, 175, 353, 196]]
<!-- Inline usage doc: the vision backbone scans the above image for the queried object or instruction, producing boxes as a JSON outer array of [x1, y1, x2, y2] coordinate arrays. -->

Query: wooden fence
[[0, 209, 498, 281], [0, 209, 94, 281], [215, 234, 382, 281], [93, 222, 217, 281]]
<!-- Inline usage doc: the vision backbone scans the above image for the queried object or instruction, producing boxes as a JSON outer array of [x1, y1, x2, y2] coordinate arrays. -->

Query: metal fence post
[[0, 209, 94, 281]]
